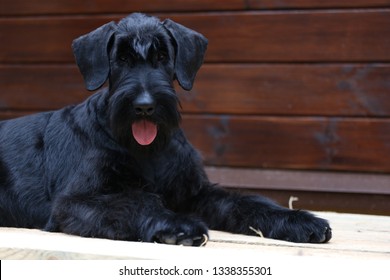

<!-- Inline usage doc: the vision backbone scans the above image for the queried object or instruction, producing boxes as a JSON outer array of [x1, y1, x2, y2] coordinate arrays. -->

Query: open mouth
[[131, 120, 158, 146]]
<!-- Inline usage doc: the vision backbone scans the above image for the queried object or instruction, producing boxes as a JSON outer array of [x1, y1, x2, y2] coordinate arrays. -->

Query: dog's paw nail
[[323, 227, 332, 243], [192, 234, 208, 246]]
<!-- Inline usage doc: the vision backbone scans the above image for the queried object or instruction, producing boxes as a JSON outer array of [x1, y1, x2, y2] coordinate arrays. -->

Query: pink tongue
[[132, 120, 158, 146]]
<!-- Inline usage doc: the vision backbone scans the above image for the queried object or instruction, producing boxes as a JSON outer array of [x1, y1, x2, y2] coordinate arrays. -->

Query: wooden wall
[[1, 1, 389, 214]]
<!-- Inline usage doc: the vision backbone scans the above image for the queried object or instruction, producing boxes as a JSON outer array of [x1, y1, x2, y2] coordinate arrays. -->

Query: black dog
[[0, 13, 331, 245]]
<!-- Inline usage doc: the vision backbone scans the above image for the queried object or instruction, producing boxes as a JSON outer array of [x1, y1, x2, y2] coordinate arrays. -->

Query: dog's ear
[[163, 19, 208, 91], [72, 22, 116, 91]]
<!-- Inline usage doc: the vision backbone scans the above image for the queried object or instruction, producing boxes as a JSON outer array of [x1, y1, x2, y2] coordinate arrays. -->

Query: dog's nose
[[133, 92, 156, 116]]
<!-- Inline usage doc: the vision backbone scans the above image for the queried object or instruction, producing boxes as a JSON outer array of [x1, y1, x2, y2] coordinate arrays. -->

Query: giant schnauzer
[[0, 13, 331, 245]]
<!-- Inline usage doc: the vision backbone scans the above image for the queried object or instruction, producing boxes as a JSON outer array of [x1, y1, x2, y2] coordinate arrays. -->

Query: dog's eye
[[119, 55, 128, 62], [157, 51, 168, 62], [119, 52, 135, 63]]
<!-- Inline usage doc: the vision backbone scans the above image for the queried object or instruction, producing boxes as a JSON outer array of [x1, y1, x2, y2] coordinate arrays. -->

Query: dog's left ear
[[163, 19, 208, 91], [72, 22, 116, 91]]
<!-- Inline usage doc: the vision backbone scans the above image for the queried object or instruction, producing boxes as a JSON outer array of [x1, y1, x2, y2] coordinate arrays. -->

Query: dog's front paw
[[145, 215, 209, 246], [266, 210, 332, 243]]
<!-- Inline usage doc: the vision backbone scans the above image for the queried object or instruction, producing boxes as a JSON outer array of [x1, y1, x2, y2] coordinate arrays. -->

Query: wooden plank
[[0, 110, 35, 120], [0, 64, 87, 110], [181, 115, 390, 172], [0, 212, 389, 260], [208, 212, 390, 258], [2, 0, 389, 16], [1, 64, 390, 117], [173, 10, 390, 62], [243, 189, 390, 215], [179, 64, 390, 117], [1, 10, 390, 63], [247, 0, 390, 9], [205, 167, 390, 195], [0, 16, 111, 63], [0, 0, 245, 16]]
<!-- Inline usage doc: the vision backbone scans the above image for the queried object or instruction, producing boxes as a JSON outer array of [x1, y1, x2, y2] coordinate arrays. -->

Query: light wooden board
[[0, 212, 389, 260]]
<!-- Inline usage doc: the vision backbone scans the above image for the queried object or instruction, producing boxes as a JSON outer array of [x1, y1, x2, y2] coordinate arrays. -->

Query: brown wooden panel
[[0, 65, 87, 110], [2, 0, 389, 16], [205, 167, 390, 194], [1, 64, 390, 117], [0, 110, 31, 120], [0, 0, 245, 16], [233, 189, 390, 215], [174, 11, 390, 63], [1, 10, 390, 63], [180, 64, 390, 117], [0, 16, 113, 63], [247, 0, 390, 9], [181, 115, 390, 172]]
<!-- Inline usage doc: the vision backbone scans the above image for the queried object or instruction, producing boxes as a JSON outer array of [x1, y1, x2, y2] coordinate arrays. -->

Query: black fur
[[0, 13, 331, 245]]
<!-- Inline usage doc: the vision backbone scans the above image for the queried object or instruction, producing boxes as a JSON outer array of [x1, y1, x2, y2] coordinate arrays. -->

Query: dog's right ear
[[72, 22, 116, 91]]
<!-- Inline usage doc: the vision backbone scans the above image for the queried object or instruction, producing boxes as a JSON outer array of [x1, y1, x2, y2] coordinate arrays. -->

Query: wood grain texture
[[0, 0, 245, 16], [181, 115, 390, 172], [205, 167, 390, 194], [247, 0, 390, 9], [0, 64, 87, 110], [179, 64, 390, 116], [1, 64, 389, 117], [1, 212, 389, 260], [0, 16, 112, 63], [1, 10, 390, 63], [171, 11, 390, 63], [2, 0, 389, 16], [242, 189, 390, 215]]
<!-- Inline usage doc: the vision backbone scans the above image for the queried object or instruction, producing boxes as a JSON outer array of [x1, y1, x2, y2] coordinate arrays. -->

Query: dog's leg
[[160, 137, 331, 243], [190, 186, 332, 243], [46, 191, 208, 245]]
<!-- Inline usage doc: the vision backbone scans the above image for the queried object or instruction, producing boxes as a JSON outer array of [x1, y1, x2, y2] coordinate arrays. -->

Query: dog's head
[[72, 13, 207, 149]]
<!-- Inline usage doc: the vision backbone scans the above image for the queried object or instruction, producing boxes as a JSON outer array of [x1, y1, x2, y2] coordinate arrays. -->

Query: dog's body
[[0, 13, 331, 245]]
